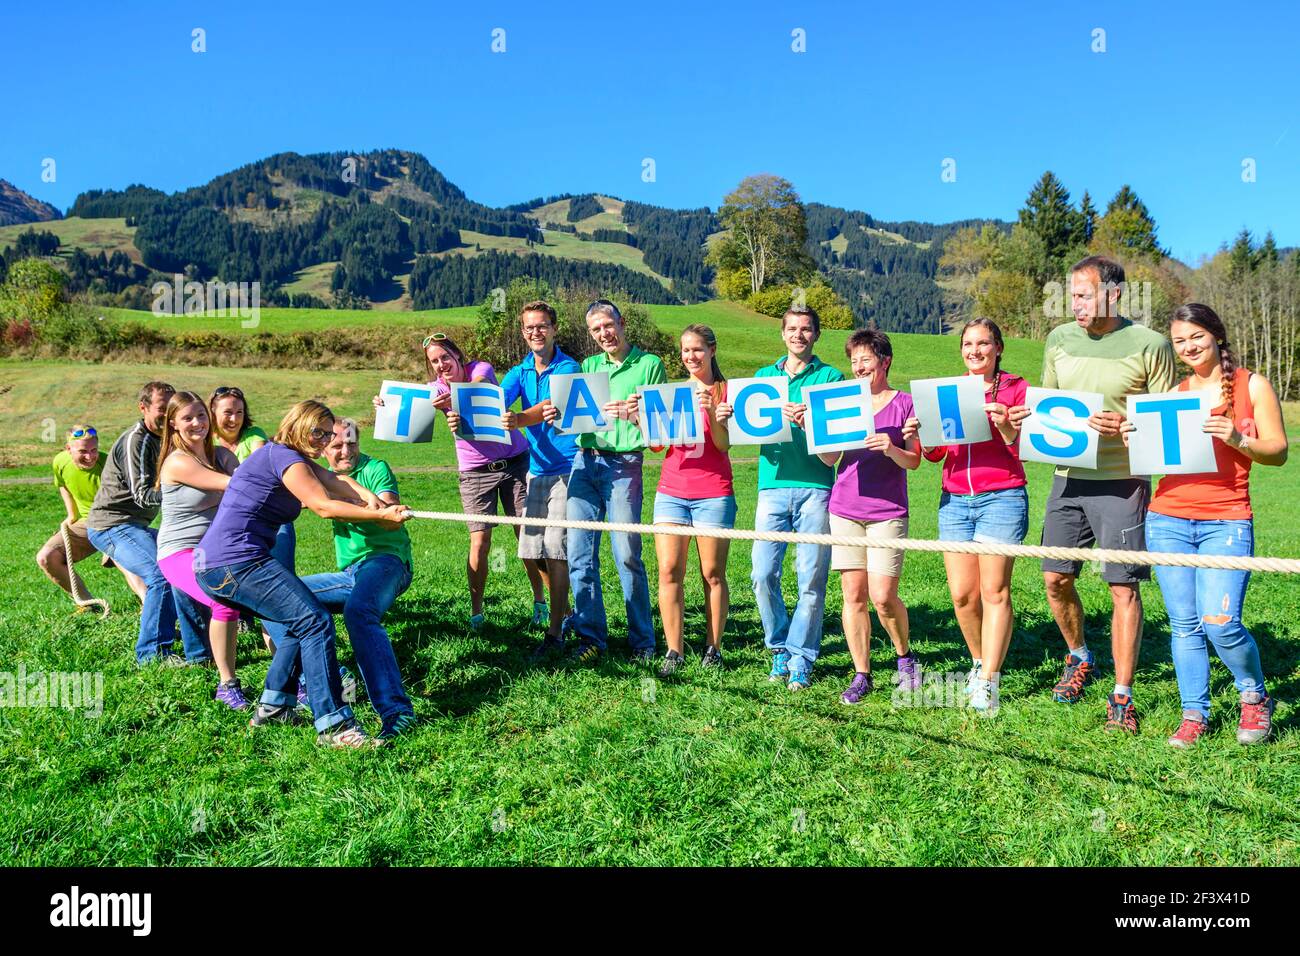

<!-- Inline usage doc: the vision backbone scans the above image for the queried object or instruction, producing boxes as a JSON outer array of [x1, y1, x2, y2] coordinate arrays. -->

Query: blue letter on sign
[[937, 383, 965, 441], [809, 383, 867, 447], [562, 378, 607, 431], [643, 386, 697, 443], [733, 382, 783, 437], [387, 385, 432, 438], [1029, 395, 1089, 458], [1134, 397, 1200, 466], [459, 386, 505, 440]]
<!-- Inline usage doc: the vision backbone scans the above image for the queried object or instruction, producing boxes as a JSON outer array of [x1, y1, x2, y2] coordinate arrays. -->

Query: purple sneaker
[[897, 654, 921, 691], [840, 672, 873, 705], [214, 679, 250, 711]]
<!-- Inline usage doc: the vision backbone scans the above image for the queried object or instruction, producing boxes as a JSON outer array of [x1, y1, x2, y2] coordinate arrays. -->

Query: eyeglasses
[[422, 332, 450, 348], [212, 386, 245, 400], [309, 427, 333, 443], [68, 427, 97, 439]]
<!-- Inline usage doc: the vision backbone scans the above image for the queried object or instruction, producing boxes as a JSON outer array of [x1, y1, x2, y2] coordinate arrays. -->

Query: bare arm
[[817, 451, 842, 468], [1237, 373, 1289, 466], [161, 452, 232, 494], [280, 461, 408, 527], [58, 487, 80, 523]]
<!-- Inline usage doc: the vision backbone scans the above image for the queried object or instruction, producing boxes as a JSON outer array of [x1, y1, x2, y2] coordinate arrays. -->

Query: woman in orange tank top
[[1122, 304, 1288, 748]]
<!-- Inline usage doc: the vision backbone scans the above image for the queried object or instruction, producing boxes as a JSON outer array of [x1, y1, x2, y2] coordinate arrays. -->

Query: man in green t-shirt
[[717, 305, 844, 689], [36, 424, 147, 605], [1010, 255, 1177, 733], [263, 418, 416, 740], [543, 299, 667, 663]]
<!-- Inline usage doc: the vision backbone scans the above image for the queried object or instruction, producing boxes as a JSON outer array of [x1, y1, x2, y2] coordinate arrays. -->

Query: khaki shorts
[[830, 514, 908, 577], [518, 472, 570, 561], [457, 453, 528, 534], [42, 519, 98, 565]]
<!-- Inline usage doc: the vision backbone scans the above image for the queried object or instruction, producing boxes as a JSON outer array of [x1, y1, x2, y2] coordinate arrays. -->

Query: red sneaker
[[1237, 693, 1275, 745], [1052, 653, 1096, 703], [1167, 712, 1208, 748], [1105, 693, 1139, 734]]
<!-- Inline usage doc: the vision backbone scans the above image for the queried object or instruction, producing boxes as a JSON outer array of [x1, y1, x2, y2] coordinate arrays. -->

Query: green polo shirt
[[577, 346, 668, 453], [755, 355, 846, 490], [331, 453, 412, 571], [52, 450, 104, 519]]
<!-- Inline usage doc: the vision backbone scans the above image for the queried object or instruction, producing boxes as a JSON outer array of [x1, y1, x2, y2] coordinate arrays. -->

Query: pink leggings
[[158, 549, 241, 623]]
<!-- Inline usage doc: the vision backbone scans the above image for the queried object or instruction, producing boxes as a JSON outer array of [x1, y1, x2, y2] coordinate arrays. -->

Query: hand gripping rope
[[406, 511, 1300, 574]]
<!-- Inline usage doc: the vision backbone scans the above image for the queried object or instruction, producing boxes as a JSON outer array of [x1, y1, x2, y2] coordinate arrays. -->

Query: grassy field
[[0, 216, 139, 261], [440, 228, 669, 286], [2, 312, 1299, 865]]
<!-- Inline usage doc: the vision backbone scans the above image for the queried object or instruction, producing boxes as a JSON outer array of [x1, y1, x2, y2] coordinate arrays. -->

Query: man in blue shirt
[[499, 300, 582, 659]]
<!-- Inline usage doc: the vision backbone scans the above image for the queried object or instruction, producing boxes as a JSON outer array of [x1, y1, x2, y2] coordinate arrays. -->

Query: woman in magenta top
[[648, 324, 734, 677], [375, 332, 543, 630], [816, 329, 921, 704], [904, 318, 1028, 714]]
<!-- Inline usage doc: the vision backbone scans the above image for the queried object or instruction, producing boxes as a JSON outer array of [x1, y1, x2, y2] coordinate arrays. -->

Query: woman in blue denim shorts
[[904, 319, 1029, 713]]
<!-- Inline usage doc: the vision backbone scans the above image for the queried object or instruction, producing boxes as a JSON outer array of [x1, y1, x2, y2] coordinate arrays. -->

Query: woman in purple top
[[816, 330, 922, 705], [196, 400, 410, 749], [375, 332, 542, 630]]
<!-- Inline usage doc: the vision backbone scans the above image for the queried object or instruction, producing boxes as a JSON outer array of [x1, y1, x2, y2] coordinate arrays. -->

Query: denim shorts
[[938, 486, 1029, 545], [653, 492, 737, 529]]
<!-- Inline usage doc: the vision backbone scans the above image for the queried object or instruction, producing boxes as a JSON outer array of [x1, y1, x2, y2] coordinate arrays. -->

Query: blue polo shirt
[[500, 346, 582, 477]]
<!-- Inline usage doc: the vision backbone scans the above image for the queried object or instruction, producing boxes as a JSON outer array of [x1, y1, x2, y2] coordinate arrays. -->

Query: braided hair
[[961, 318, 1005, 401], [1172, 303, 1237, 408]]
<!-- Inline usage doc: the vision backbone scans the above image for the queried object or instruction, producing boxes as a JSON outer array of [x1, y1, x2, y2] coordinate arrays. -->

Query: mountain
[[0, 179, 62, 227]]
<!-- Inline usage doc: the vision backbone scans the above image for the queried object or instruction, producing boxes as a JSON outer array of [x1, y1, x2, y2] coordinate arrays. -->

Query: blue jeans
[[263, 554, 414, 721], [751, 488, 832, 669], [86, 523, 211, 664], [271, 520, 296, 571], [197, 556, 353, 733], [1146, 512, 1265, 719], [565, 449, 654, 651]]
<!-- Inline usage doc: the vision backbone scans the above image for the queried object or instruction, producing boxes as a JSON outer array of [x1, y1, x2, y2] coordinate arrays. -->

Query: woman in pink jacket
[[904, 318, 1027, 714]]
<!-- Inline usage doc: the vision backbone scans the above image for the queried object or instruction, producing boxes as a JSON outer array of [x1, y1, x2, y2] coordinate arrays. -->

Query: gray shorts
[[457, 453, 528, 534], [518, 472, 569, 561], [1041, 475, 1151, 584]]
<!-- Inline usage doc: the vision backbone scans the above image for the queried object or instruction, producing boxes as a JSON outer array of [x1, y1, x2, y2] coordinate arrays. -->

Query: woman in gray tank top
[[154, 391, 243, 708]]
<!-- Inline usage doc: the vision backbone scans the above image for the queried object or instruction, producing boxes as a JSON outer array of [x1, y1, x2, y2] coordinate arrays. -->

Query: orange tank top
[[1150, 367, 1255, 520]]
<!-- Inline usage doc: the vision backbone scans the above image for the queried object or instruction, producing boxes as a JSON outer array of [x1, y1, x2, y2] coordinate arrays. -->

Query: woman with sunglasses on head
[[196, 401, 411, 748], [374, 332, 544, 630], [1120, 304, 1289, 748]]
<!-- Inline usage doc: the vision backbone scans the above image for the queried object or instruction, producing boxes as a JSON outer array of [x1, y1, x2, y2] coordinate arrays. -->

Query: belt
[[584, 447, 642, 459], [468, 451, 527, 474]]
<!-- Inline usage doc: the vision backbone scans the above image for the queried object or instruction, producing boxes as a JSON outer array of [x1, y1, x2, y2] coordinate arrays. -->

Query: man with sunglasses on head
[[36, 424, 148, 606], [85, 382, 212, 665]]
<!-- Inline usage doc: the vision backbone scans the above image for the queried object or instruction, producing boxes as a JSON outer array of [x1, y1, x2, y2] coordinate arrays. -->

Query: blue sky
[[4, 0, 1296, 262]]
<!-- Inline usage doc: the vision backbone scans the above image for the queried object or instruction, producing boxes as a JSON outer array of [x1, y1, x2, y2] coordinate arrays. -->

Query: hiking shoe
[[628, 646, 657, 663], [1168, 711, 1208, 749], [214, 679, 250, 711], [531, 602, 548, 628], [787, 664, 813, 692], [1237, 692, 1275, 745], [1104, 693, 1139, 734], [340, 666, 358, 703], [468, 613, 486, 632], [249, 702, 306, 727], [701, 645, 724, 669], [969, 678, 1000, 715], [896, 654, 921, 691], [297, 678, 309, 709], [567, 639, 602, 665], [378, 712, 419, 741], [1052, 654, 1096, 703], [964, 663, 982, 697], [840, 672, 873, 705], [657, 649, 686, 679], [768, 649, 792, 683], [317, 718, 383, 749], [529, 634, 566, 663]]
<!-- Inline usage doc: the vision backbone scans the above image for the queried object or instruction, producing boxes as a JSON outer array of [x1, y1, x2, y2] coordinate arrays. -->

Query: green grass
[[0, 216, 138, 260], [442, 228, 670, 286]]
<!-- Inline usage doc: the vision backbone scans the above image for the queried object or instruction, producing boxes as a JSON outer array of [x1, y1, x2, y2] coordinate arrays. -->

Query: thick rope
[[407, 510, 1300, 574], [60, 520, 110, 618]]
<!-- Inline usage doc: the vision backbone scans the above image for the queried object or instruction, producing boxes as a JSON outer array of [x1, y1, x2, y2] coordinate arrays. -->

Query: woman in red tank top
[[1122, 304, 1288, 748]]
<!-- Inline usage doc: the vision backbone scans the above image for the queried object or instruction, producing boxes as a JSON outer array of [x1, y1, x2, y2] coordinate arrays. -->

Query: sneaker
[[317, 718, 383, 749], [964, 663, 981, 697], [768, 649, 792, 683], [339, 666, 359, 703], [468, 613, 486, 632], [969, 678, 999, 715], [1237, 692, 1275, 745], [840, 672, 873, 705], [1168, 711, 1208, 748], [700, 645, 724, 669], [567, 639, 602, 665], [787, 664, 813, 692], [214, 679, 250, 711], [297, 678, 309, 709], [628, 646, 657, 663], [249, 702, 306, 727], [157, 653, 190, 669], [896, 654, 921, 691], [1052, 654, 1096, 704], [1104, 693, 1139, 734], [531, 602, 548, 628], [657, 649, 686, 679], [378, 712, 419, 741], [529, 634, 566, 663]]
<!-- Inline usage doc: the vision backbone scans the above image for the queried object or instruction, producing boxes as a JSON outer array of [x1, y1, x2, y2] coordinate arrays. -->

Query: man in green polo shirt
[[263, 418, 417, 740], [718, 305, 844, 689], [544, 299, 667, 663]]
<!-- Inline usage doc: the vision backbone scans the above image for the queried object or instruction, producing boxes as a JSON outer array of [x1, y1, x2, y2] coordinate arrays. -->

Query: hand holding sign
[[550, 373, 611, 435], [910, 376, 992, 448], [1018, 387, 1104, 468], [450, 382, 512, 445], [725, 377, 792, 445], [374, 380, 437, 443], [1125, 391, 1216, 475]]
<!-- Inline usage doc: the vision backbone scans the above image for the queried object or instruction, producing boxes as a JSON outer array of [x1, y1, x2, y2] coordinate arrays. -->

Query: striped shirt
[[84, 421, 164, 531]]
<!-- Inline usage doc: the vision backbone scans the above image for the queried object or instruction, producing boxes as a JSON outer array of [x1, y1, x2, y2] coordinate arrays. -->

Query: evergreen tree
[[1018, 171, 1078, 264]]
